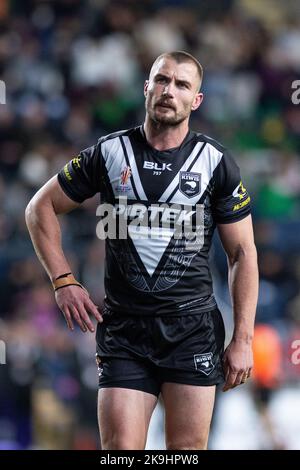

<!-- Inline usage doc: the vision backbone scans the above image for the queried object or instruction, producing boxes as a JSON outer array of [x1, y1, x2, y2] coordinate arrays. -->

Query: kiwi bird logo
[[179, 171, 201, 198], [185, 181, 197, 189], [194, 352, 215, 376]]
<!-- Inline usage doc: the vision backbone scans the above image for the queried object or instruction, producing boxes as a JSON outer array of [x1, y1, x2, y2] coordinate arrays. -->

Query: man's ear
[[144, 80, 149, 97], [191, 93, 204, 111]]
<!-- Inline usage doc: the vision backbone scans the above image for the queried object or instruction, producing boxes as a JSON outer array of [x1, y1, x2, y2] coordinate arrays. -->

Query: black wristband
[[55, 272, 72, 280], [54, 283, 83, 292]]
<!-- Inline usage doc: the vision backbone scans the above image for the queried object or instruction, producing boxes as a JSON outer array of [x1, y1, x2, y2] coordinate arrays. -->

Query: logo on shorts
[[179, 172, 201, 198], [194, 352, 215, 376]]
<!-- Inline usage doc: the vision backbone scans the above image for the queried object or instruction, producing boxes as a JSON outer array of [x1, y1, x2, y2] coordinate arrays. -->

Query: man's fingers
[[222, 369, 238, 392], [69, 305, 87, 332], [224, 363, 230, 382], [223, 381, 235, 392], [85, 299, 103, 323], [56, 287, 102, 331], [76, 303, 95, 333], [63, 306, 74, 331], [223, 367, 251, 391], [222, 358, 233, 391], [234, 370, 245, 387]]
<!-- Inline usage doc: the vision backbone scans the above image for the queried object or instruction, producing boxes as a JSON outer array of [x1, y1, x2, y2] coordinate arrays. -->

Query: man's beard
[[151, 111, 186, 126], [146, 99, 188, 127]]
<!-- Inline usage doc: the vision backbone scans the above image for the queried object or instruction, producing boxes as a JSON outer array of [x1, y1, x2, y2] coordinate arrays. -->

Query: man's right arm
[[25, 175, 79, 280], [25, 175, 103, 332]]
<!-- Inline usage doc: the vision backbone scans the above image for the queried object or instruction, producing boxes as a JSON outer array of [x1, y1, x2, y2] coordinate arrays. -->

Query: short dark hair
[[150, 51, 203, 89]]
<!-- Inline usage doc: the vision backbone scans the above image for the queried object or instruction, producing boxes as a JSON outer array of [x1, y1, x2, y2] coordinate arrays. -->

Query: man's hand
[[55, 285, 103, 332], [222, 337, 253, 392]]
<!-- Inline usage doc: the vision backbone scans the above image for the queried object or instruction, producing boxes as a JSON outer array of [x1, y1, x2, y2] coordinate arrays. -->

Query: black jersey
[[58, 126, 251, 316]]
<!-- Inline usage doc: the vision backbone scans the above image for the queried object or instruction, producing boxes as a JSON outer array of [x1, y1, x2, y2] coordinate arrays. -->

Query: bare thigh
[[98, 387, 158, 450], [161, 383, 216, 450]]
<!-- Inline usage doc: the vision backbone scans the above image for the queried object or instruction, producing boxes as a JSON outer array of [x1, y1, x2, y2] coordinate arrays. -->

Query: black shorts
[[96, 308, 225, 397]]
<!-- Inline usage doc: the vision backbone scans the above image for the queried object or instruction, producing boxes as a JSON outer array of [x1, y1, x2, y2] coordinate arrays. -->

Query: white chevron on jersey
[[122, 136, 148, 201], [128, 225, 174, 276], [169, 143, 223, 205], [159, 141, 204, 202]]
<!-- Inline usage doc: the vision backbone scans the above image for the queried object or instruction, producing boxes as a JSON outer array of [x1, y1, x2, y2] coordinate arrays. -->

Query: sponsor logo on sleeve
[[72, 156, 81, 169], [63, 164, 72, 181], [232, 181, 250, 211]]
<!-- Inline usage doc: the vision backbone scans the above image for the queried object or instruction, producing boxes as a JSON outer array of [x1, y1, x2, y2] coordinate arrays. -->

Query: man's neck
[[143, 117, 189, 151]]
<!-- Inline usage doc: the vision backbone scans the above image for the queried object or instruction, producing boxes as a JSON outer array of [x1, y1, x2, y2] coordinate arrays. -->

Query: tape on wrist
[[52, 273, 83, 292]]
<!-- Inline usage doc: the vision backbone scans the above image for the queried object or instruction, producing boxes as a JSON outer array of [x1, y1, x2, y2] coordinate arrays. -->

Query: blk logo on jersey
[[194, 352, 215, 375], [143, 161, 172, 172], [179, 172, 201, 198]]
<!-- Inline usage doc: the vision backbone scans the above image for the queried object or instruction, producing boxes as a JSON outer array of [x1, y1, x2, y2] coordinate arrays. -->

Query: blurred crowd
[[0, 0, 300, 449]]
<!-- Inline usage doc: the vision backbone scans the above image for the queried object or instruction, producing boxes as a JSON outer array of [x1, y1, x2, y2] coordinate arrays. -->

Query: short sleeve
[[57, 143, 102, 203], [212, 150, 251, 224]]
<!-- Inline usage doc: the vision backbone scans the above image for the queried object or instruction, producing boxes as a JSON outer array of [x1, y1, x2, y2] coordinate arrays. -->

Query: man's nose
[[162, 82, 174, 97]]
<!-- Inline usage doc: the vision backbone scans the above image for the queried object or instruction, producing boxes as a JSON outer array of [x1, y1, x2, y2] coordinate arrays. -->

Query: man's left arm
[[217, 214, 258, 392]]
